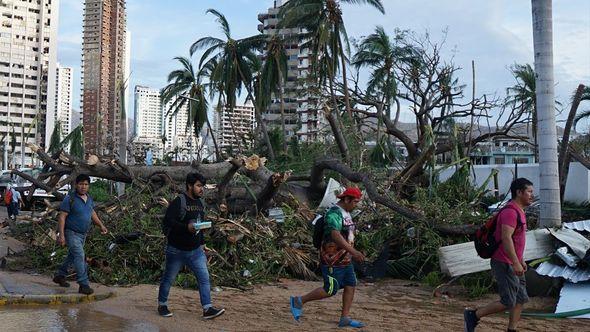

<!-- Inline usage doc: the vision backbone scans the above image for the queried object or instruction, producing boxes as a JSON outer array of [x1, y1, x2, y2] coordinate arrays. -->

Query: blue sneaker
[[289, 296, 302, 322], [463, 309, 479, 332], [338, 317, 365, 328]]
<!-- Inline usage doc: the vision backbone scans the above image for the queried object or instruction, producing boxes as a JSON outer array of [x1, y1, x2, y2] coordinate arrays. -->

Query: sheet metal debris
[[564, 220, 590, 232], [535, 262, 590, 283], [555, 282, 590, 319], [548, 228, 590, 259]]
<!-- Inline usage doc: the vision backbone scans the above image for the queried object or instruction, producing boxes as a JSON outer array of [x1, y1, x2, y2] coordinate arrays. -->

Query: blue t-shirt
[[10, 188, 20, 203], [59, 193, 95, 234]]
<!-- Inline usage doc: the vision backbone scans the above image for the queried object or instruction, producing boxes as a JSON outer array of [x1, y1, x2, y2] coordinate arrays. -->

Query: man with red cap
[[289, 187, 366, 328]]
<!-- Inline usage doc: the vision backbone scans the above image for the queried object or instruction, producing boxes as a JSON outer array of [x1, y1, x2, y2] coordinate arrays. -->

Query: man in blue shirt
[[7, 185, 24, 220], [52, 174, 109, 295]]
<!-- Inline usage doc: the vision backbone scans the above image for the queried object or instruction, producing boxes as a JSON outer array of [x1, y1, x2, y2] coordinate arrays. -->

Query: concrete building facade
[[81, 0, 127, 157], [0, 0, 59, 168], [132, 85, 163, 160], [214, 102, 256, 152], [54, 64, 73, 136], [257, 0, 323, 142]]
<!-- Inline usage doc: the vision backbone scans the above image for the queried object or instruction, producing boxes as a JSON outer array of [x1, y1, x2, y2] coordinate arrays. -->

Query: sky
[[56, 0, 590, 131]]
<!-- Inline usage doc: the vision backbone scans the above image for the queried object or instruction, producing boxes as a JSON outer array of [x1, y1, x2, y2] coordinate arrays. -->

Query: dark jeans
[[56, 229, 89, 286], [8, 202, 19, 217], [158, 245, 212, 310]]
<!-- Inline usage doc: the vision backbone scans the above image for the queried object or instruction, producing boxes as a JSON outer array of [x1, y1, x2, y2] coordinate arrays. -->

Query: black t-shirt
[[164, 194, 205, 251]]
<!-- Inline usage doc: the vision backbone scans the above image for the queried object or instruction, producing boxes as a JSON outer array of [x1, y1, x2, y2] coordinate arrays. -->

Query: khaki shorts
[[491, 259, 529, 308]]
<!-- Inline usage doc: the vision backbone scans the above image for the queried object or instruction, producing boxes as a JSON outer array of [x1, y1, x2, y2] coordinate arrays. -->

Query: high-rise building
[[81, 0, 127, 157], [54, 64, 73, 137], [132, 85, 163, 159], [214, 102, 256, 152], [134, 86, 162, 139], [71, 110, 82, 129], [257, 0, 322, 142], [163, 99, 201, 162], [0, 0, 59, 168]]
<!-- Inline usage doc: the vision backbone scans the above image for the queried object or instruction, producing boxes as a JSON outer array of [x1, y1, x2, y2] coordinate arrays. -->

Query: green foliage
[[88, 180, 111, 202], [423, 271, 443, 288], [460, 272, 494, 299]]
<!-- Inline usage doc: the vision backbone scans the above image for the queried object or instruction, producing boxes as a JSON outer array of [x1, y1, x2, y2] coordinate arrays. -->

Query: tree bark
[[532, 0, 561, 226]]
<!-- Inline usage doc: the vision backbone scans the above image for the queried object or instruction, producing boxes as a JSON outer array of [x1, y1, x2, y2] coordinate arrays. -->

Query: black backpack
[[312, 206, 339, 249], [312, 215, 325, 249], [474, 205, 522, 259]]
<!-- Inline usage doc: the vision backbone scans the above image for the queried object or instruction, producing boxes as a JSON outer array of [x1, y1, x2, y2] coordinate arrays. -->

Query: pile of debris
[[9, 182, 319, 289], [439, 219, 590, 318]]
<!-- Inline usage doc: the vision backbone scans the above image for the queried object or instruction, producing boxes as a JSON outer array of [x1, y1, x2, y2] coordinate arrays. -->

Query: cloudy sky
[[57, 0, 590, 130]]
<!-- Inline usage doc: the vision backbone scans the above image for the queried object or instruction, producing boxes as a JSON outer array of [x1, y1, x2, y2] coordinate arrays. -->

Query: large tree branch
[[309, 158, 422, 220]]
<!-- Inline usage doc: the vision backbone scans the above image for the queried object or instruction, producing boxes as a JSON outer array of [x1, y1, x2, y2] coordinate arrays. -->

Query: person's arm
[[330, 230, 365, 262], [57, 211, 67, 246], [91, 210, 108, 234], [165, 198, 192, 233], [501, 224, 524, 276]]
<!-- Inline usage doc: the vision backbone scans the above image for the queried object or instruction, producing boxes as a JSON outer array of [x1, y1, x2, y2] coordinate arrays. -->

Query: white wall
[[438, 162, 590, 204]]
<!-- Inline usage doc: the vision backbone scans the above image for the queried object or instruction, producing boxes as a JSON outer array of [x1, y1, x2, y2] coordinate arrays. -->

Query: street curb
[[0, 291, 116, 306]]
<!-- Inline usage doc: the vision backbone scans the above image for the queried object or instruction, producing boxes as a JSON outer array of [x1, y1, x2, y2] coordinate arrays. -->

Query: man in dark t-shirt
[[157, 172, 225, 320]]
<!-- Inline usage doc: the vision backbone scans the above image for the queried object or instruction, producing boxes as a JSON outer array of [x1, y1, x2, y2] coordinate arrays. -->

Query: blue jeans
[[158, 245, 212, 310], [56, 229, 89, 286]]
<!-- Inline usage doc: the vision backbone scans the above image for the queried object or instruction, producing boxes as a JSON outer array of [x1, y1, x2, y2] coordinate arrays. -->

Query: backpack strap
[[179, 193, 187, 221], [497, 205, 524, 236]]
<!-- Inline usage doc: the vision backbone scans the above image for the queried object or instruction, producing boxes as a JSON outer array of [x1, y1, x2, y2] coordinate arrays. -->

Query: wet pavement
[[0, 305, 161, 331]]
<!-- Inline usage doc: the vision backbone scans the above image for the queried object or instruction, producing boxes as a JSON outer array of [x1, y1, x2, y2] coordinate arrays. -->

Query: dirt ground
[[87, 278, 590, 332]]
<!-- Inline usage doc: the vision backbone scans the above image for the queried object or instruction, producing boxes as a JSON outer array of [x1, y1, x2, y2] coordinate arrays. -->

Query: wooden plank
[[438, 229, 554, 277]]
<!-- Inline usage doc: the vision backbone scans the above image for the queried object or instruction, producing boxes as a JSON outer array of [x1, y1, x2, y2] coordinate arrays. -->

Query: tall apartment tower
[[54, 64, 73, 137], [0, 0, 59, 168], [163, 99, 202, 162], [214, 102, 256, 152], [132, 85, 163, 159], [81, 0, 127, 157], [257, 0, 322, 142]]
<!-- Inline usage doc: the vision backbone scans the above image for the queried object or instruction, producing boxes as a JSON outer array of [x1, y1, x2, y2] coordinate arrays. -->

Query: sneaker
[[78, 285, 94, 295], [52, 275, 70, 288], [158, 305, 173, 317], [203, 306, 225, 320], [463, 308, 479, 332]]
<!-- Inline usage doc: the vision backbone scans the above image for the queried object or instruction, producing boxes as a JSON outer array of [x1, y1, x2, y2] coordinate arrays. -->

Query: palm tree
[[352, 27, 416, 143], [573, 86, 590, 128], [505, 63, 538, 156], [47, 121, 85, 159], [260, 34, 289, 153], [190, 9, 274, 159], [279, 0, 385, 121], [532, 0, 560, 226], [161, 56, 221, 161], [47, 119, 63, 155], [559, 84, 590, 199]]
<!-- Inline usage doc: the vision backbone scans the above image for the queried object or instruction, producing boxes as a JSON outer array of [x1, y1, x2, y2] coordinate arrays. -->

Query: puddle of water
[[0, 305, 160, 332]]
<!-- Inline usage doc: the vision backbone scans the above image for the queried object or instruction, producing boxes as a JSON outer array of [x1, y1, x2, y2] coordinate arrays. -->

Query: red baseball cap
[[337, 187, 362, 200]]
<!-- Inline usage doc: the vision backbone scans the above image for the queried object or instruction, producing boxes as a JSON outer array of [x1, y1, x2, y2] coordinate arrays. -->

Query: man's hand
[[521, 261, 527, 273], [351, 249, 365, 263], [188, 222, 199, 234], [100, 225, 108, 235], [57, 234, 66, 247], [512, 262, 525, 276]]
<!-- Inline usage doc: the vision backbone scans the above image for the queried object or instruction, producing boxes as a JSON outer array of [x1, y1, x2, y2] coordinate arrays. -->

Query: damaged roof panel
[[535, 262, 590, 283], [564, 220, 590, 233]]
